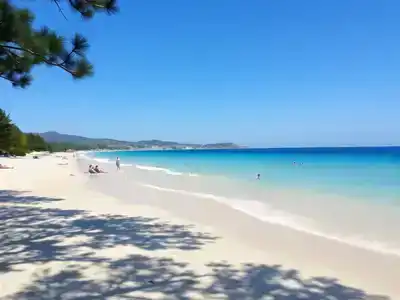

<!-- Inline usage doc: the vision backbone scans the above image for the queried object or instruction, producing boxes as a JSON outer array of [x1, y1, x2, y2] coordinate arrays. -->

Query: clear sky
[[1, 0, 399, 147]]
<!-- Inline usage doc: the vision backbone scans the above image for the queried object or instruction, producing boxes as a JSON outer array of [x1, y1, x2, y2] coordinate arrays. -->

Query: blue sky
[[1, 0, 399, 147]]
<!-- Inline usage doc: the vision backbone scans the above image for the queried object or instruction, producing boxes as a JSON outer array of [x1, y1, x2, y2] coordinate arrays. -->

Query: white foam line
[[81, 156, 199, 177], [139, 182, 400, 257], [136, 164, 183, 175]]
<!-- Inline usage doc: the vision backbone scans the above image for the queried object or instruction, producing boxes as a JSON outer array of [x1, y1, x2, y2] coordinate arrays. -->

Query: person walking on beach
[[116, 157, 120, 170]]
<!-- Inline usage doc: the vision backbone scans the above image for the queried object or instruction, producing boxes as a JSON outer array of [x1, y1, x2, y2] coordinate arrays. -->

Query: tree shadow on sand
[[0, 190, 63, 204], [0, 191, 217, 274], [0, 190, 391, 300], [6, 256, 389, 300]]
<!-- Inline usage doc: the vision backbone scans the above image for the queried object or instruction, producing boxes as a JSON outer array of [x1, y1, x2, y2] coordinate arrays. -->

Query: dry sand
[[0, 153, 398, 299]]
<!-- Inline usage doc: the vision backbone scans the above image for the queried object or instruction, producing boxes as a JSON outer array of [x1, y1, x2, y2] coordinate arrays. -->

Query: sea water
[[91, 148, 400, 202], [87, 147, 400, 256]]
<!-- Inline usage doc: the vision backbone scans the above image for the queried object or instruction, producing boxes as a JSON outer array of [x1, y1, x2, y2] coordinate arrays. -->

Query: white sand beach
[[0, 153, 399, 299]]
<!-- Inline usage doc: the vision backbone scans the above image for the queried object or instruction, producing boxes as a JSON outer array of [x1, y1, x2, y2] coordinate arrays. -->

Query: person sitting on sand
[[88, 164, 96, 174], [94, 165, 107, 173]]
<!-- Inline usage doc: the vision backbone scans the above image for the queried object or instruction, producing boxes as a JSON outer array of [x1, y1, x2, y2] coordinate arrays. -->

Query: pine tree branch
[[67, 0, 80, 11], [2, 47, 21, 64], [0, 73, 16, 83], [68, 0, 104, 11], [52, 0, 68, 20], [0, 44, 75, 75], [67, 0, 117, 15], [0, 0, 116, 87], [63, 46, 77, 64]]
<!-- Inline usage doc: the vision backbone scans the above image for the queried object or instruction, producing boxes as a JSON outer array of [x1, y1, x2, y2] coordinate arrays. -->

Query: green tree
[[0, 0, 118, 87], [0, 108, 13, 151], [10, 123, 28, 155], [26, 133, 48, 151]]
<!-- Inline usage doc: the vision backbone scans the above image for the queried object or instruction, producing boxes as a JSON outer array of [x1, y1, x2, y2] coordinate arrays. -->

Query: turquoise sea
[[87, 147, 400, 256], [91, 147, 400, 203]]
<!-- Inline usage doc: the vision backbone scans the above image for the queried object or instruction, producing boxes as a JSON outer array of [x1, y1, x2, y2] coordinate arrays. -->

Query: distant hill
[[202, 143, 239, 148], [40, 131, 133, 147], [39, 131, 241, 149]]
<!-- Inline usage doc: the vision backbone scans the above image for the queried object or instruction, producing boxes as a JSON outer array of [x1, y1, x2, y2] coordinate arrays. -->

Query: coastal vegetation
[[0, 0, 118, 88], [0, 108, 92, 155], [0, 109, 241, 156], [0, 108, 48, 155]]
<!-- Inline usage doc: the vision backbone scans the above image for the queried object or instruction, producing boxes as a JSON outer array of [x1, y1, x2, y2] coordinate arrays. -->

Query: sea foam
[[139, 182, 400, 257], [135, 164, 183, 176]]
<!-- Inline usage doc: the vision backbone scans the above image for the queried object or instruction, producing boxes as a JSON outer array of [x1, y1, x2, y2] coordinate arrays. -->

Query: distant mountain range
[[39, 131, 241, 149]]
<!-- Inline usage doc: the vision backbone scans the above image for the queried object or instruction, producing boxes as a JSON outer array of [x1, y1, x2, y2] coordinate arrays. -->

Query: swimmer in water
[[256, 173, 260, 180]]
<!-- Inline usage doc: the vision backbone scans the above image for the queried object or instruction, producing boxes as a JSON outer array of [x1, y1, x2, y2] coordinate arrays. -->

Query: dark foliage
[[0, 107, 78, 155], [26, 133, 48, 151], [0, 190, 389, 299], [0, 0, 118, 87], [0, 108, 12, 151]]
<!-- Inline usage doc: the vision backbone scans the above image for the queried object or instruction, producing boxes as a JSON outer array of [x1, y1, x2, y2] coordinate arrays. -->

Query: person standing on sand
[[116, 157, 120, 170]]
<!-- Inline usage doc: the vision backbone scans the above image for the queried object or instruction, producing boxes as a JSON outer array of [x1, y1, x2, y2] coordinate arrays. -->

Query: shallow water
[[92, 148, 400, 202], [85, 147, 400, 257]]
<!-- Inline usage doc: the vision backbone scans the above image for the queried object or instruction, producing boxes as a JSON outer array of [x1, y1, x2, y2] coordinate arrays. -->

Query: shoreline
[[83, 153, 400, 258], [82, 155, 400, 296], [0, 154, 398, 298], [89, 145, 400, 152], [86, 148, 400, 202]]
